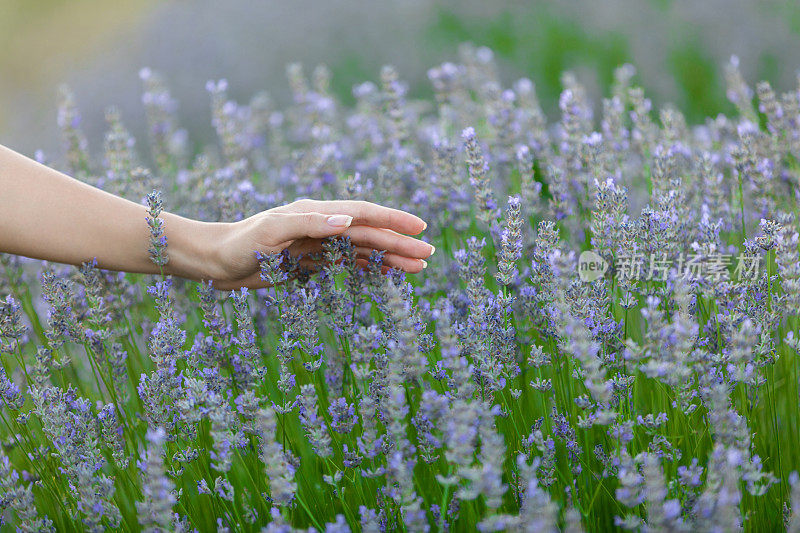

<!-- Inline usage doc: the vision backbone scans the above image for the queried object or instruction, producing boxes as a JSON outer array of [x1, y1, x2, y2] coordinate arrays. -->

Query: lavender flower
[[145, 190, 169, 267], [295, 384, 332, 458], [496, 195, 523, 286], [328, 397, 358, 434], [462, 127, 499, 224], [0, 450, 54, 532], [139, 67, 187, 171], [136, 427, 176, 532], [103, 107, 137, 194], [254, 406, 297, 507], [57, 85, 90, 177], [230, 288, 266, 386]]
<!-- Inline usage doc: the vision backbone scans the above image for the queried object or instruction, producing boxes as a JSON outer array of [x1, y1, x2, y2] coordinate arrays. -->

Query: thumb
[[267, 212, 353, 243]]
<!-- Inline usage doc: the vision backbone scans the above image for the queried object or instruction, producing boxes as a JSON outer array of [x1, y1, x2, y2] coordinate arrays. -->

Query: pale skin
[[0, 144, 435, 289]]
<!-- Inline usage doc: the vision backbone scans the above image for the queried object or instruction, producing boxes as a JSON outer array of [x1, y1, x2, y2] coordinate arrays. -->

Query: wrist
[[161, 214, 228, 282]]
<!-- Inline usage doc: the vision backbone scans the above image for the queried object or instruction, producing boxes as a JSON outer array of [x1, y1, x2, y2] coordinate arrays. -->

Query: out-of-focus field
[[0, 0, 155, 148], [3, 0, 800, 159]]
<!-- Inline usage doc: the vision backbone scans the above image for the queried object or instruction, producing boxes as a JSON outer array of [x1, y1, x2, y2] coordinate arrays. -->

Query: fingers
[[353, 247, 426, 273], [355, 259, 393, 275], [264, 212, 353, 244], [344, 226, 434, 259], [276, 199, 427, 235], [213, 250, 424, 290], [293, 246, 426, 273], [285, 228, 435, 261]]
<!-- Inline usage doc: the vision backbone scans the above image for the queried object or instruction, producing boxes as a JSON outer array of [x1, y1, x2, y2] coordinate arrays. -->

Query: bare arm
[[0, 143, 217, 279], [0, 144, 434, 288]]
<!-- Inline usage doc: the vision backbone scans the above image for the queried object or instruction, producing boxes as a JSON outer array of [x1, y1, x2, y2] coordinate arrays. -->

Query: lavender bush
[[3, 43, 800, 531]]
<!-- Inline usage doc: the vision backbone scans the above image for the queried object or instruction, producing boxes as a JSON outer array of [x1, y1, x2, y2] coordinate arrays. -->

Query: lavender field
[[2, 44, 800, 531]]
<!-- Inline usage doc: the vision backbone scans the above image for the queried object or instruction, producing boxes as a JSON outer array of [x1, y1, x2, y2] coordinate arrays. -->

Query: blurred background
[[2, 0, 800, 159]]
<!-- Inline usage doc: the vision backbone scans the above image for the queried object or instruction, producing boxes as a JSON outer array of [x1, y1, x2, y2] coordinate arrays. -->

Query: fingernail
[[422, 222, 427, 231], [421, 259, 428, 269], [429, 245, 436, 256], [327, 215, 353, 227]]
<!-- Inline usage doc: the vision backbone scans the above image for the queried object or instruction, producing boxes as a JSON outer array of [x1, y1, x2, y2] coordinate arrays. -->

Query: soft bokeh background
[[3, 0, 800, 159]]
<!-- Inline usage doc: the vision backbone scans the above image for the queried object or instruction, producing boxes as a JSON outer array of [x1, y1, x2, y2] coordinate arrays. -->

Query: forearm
[[0, 144, 222, 280]]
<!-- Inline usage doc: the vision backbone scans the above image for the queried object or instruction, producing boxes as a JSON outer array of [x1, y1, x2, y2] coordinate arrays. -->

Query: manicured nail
[[327, 215, 353, 227], [421, 259, 428, 269]]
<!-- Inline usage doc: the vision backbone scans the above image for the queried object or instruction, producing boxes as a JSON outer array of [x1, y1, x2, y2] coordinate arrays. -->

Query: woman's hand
[[203, 199, 434, 289], [0, 144, 432, 288]]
